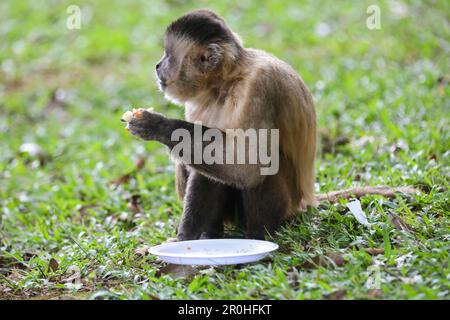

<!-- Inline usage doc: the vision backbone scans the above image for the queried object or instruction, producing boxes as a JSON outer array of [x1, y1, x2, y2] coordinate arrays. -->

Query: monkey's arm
[[128, 110, 268, 188]]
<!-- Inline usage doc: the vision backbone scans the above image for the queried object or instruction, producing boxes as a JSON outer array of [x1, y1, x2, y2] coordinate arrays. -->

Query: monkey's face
[[156, 36, 224, 103]]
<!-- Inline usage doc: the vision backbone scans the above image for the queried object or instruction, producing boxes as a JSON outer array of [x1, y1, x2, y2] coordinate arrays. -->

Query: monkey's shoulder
[[245, 48, 301, 78]]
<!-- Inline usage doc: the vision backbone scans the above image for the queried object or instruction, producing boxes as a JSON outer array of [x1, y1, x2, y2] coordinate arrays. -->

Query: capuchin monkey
[[128, 9, 416, 240]]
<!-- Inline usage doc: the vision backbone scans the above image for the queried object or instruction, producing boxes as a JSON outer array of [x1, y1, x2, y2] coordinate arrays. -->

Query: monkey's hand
[[127, 109, 168, 142]]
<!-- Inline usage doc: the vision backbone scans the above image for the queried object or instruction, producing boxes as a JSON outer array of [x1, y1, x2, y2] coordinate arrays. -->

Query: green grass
[[0, 0, 449, 300]]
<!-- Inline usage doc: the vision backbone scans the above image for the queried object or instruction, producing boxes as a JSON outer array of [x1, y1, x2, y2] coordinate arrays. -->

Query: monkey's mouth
[[158, 79, 167, 89]]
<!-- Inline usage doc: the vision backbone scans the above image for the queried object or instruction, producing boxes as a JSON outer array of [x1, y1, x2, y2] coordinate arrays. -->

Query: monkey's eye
[[200, 55, 207, 63]]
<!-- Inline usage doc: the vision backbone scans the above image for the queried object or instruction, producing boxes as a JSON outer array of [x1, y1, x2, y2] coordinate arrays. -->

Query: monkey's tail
[[315, 185, 420, 203]]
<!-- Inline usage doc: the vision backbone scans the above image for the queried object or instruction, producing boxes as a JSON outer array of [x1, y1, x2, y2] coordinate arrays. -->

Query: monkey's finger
[[128, 127, 144, 137], [128, 118, 145, 127]]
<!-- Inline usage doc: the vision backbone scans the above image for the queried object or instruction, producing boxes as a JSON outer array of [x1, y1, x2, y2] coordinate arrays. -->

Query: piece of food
[[121, 111, 133, 123], [121, 107, 154, 126], [134, 110, 143, 119]]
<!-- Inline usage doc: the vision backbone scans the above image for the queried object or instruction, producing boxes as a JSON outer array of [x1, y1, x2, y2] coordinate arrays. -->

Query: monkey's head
[[156, 9, 244, 103]]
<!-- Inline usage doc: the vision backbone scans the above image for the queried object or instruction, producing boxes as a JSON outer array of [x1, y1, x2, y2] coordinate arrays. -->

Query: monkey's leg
[[175, 163, 189, 201], [241, 174, 289, 240], [177, 171, 234, 241]]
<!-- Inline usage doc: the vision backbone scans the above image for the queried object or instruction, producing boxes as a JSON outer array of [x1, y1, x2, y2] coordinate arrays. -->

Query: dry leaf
[[324, 289, 347, 300], [322, 136, 350, 154], [388, 212, 414, 233], [76, 204, 98, 215], [327, 253, 345, 266], [301, 253, 345, 269], [367, 288, 382, 299], [134, 158, 146, 171], [156, 264, 197, 279], [134, 246, 150, 256], [287, 271, 298, 288], [111, 158, 145, 189], [112, 173, 131, 188], [364, 248, 385, 256], [73, 205, 99, 223], [128, 194, 141, 214], [48, 258, 59, 272]]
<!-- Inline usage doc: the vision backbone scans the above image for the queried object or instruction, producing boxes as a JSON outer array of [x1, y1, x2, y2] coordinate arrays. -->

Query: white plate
[[149, 239, 279, 265]]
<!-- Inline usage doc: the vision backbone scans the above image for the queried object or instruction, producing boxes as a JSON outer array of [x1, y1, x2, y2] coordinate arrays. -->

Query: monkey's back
[[244, 48, 317, 210], [185, 48, 317, 211]]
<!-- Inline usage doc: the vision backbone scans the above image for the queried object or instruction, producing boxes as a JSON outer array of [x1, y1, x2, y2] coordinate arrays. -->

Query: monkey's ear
[[200, 43, 224, 72]]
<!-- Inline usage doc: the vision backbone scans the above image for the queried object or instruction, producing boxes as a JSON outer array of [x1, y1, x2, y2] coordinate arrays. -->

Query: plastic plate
[[148, 239, 279, 265]]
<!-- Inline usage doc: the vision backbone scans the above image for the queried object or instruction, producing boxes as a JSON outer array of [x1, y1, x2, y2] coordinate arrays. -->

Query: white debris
[[346, 199, 370, 227]]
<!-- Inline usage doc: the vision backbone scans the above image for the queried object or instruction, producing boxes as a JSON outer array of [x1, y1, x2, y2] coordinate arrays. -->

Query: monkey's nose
[[156, 63, 161, 71]]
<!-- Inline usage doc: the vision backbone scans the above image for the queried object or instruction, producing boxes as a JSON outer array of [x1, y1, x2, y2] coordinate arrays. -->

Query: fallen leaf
[[388, 212, 414, 233], [321, 134, 350, 154], [128, 194, 141, 214], [301, 253, 345, 269], [327, 253, 346, 266], [22, 252, 37, 261], [134, 246, 150, 256], [112, 173, 131, 188], [134, 158, 146, 170], [364, 248, 385, 256], [73, 204, 99, 223], [427, 153, 437, 161], [0, 255, 30, 272], [48, 258, 59, 272], [76, 204, 98, 216], [287, 271, 298, 288], [156, 264, 197, 279], [367, 288, 382, 299], [112, 158, 146, 188], [324, 289, 347, 300]]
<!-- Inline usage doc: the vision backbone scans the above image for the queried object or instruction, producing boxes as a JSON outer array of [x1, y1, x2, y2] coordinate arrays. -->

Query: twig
[[316, 186, 419, 203]]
